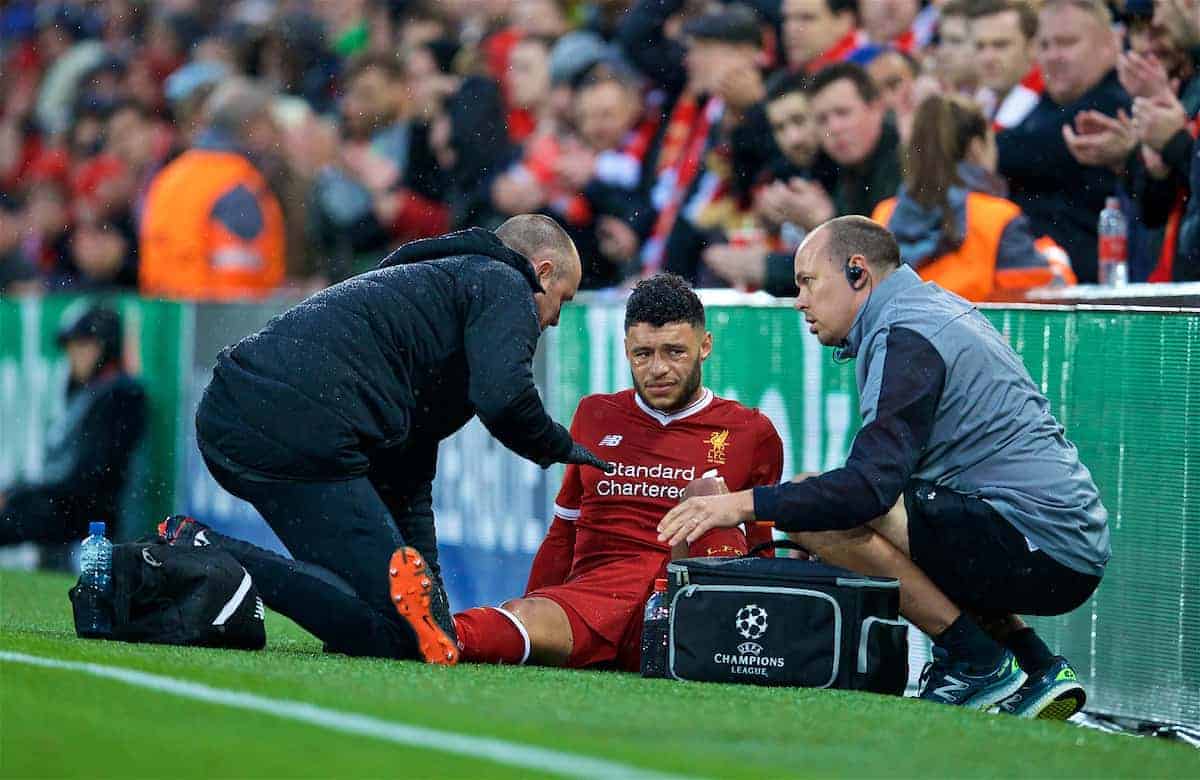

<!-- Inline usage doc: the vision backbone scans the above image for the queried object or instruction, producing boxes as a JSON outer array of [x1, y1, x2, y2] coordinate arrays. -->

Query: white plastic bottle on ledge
[[1098, 196, 1128, 287]]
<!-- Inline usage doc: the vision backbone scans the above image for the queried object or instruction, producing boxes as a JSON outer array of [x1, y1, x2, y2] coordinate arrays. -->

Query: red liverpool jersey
[[554, 388, 783, 552]]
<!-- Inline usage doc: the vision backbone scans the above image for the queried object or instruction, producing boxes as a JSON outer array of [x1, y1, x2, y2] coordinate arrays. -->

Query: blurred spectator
[[0, 305, 146, 547], [163, 60, 228, 146], [104, 100, 171, 227], [782, 0, 863, 73], [63, 216, 137, 290], [970, 0, 1043, 129], [620, 1, 770, 283], [1004, 0, 1129, 284], [569, 64, 658, 285], [548, 30, 615, 123], [139, 78, 285, 300], [866, 48, 922, 140], [703, 70, 838, 294], [34, 5, 106, 138], [1128, 0, 1200, 280], [438, 74, 517, 228], [505, 35, 556, 143], [934, 0, 981, 96], [1120, 3, 1200, 281], [0, 194, 41, 294], [256, 12, 340, 115], [810, 62, 903, 218], [512, 0, 572, 39], [306, 53, 447, 281], [872, 93, 1075, 301], [859, 0, 924, 51]]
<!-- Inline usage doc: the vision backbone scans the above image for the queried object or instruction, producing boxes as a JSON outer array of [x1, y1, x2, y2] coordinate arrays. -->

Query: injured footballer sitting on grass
[[162, 273, 783, 671]]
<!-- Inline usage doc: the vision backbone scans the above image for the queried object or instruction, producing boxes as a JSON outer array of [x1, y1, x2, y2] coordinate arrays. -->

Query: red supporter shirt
[[554, 388, 784, 559]]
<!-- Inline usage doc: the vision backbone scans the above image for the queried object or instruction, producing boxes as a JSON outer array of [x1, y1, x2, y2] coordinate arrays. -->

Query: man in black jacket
[[179, 215, 610, 664], [0, 306, 146, 548], [999, 0, 1130, 283]]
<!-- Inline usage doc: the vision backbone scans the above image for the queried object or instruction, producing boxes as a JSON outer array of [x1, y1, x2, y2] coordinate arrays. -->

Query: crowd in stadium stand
[[1, 0, 1198, 301]]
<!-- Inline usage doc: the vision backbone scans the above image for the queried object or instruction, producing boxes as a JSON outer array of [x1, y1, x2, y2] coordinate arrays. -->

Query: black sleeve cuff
[[754, 484, 796, 531]]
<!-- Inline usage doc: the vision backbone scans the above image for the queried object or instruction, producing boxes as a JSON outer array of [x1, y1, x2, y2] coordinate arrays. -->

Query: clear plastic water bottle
[[77, 521, 114, 638], [1098, 196, 1128, 287], [639, 578, 670, 678]]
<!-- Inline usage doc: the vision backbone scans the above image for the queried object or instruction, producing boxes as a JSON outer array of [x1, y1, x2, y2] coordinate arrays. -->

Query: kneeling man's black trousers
[[201, 451, 442, 659]]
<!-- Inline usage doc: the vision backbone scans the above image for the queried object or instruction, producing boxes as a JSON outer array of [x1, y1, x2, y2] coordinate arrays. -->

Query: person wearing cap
[[0, 306, 146, 549], [618, 0, 773, 283]]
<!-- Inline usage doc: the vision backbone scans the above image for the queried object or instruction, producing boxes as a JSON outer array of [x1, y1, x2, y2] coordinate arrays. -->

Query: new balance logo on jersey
[[598, 435, 623, 447]]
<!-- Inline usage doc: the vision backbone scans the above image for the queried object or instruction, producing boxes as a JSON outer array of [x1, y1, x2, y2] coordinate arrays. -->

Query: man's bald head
[[496, 214, 582, 330], [793, 216, 901, 346], [808, 214, 901, 275], [495, 213, 581, 277]]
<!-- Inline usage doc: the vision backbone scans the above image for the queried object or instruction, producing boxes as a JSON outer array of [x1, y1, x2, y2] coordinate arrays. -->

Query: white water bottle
[[77, 521, 114, 638], [1097, 196, 1128, 286]]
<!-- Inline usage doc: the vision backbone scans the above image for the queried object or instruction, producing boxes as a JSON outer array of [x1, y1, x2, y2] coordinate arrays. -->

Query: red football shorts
[[525, 539, 668, 670], [524, 527, 748, 670]]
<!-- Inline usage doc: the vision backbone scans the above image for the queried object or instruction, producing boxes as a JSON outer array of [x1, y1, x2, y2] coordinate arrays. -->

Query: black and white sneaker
[[919, 646, 1027, 709]]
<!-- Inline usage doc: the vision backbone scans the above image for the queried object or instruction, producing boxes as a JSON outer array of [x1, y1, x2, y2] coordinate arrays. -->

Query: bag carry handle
[[744, 539, 810, 558]]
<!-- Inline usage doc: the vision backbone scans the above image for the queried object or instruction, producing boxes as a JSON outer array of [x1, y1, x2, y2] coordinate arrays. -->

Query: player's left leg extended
[[451, 597, 572, 666]]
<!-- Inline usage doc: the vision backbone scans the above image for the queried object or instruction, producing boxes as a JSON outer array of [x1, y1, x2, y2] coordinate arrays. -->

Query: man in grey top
[[659, 216, 1109, 718]]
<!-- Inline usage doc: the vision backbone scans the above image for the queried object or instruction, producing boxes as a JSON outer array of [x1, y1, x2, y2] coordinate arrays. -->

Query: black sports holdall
[[662, 542, 908, 693], [70, 541, 266, 650]]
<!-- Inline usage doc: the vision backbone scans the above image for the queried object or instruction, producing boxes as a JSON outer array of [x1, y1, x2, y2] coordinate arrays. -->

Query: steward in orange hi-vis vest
[[139, 134, 285, 301], [872, 188, 1075, 302]]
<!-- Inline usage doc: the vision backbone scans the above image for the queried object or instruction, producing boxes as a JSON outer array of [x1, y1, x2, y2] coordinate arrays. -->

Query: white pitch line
[[0, 651, 694, 780]]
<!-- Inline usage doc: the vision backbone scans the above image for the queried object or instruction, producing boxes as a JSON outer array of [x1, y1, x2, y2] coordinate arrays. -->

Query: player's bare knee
[[502, 597, 573, 664]]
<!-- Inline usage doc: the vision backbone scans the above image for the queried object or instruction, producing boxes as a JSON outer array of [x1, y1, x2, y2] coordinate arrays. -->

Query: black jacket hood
[[378, 227, 544, 293]]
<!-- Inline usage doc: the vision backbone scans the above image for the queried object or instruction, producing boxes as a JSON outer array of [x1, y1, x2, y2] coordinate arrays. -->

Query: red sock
[[689, 526, 748, 558], [453, 607, 530, 664]]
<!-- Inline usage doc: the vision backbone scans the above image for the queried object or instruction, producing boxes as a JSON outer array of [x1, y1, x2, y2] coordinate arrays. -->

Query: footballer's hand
[[564, 442, 613, 472], [657, 490, 755, 547]]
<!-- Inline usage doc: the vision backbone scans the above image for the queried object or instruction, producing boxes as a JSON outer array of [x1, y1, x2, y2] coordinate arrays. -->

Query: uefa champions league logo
[[715, 605, 783, 672], [735, 604, 768, 640]]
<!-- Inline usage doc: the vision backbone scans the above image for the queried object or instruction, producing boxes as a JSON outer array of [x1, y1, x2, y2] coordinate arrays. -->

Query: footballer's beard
[[633, 358, 704, 413]]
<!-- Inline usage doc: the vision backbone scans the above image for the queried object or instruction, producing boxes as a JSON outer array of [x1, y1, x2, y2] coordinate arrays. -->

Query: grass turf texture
[[2, 570, 1197, 779]]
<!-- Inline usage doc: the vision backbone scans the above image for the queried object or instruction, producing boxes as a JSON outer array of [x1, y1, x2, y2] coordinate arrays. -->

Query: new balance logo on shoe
[[933, 676, 971, 702], [598, 435, 623, 447]]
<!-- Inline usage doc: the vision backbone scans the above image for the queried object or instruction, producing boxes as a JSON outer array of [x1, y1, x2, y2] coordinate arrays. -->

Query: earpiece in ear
[[845, 261, 866, 290]]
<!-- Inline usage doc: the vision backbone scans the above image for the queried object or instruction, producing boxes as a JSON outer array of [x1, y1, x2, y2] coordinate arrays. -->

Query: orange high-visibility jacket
[[139, 148, 285, 300], [872, 192, 1074, 302]]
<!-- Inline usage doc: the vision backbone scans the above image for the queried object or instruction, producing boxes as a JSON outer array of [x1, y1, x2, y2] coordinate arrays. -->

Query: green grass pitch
[[2, 570, 1197, 779]]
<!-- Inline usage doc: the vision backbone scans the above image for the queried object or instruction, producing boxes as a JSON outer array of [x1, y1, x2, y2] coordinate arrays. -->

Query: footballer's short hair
[[624, 273, 705, 330]]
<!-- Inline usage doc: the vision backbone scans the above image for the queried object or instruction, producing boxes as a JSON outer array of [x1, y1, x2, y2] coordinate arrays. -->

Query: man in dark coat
[[176, 215, 609, 664], [0, 306, 147, 547], [998, 0, 1131, 283]]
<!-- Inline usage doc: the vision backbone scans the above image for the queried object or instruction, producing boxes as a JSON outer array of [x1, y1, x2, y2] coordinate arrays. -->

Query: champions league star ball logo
[[735, 604, 768, 640]]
